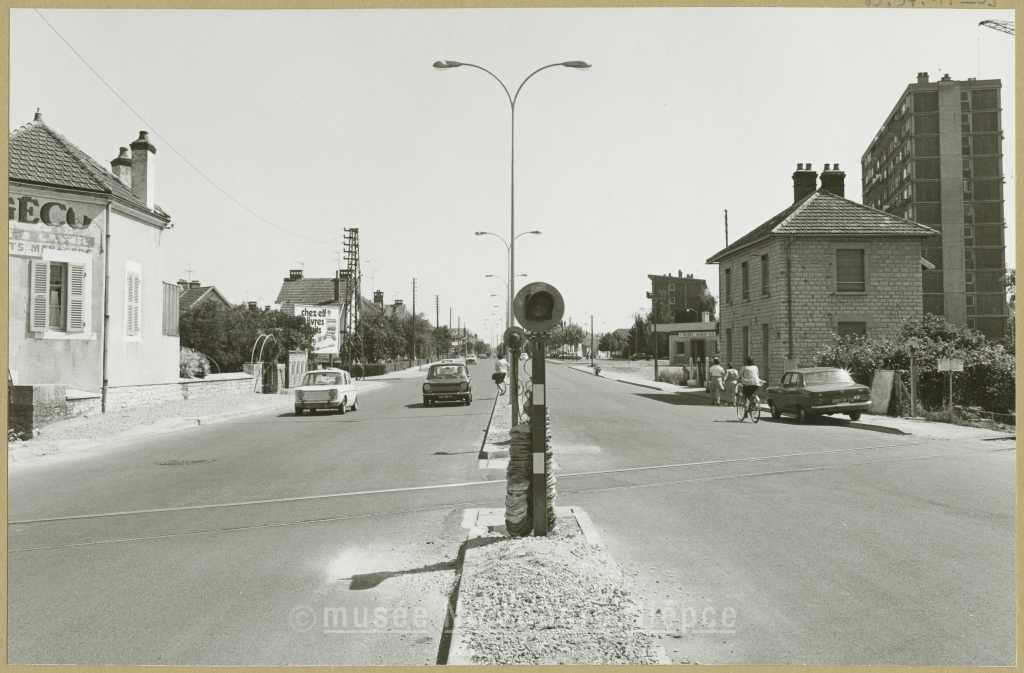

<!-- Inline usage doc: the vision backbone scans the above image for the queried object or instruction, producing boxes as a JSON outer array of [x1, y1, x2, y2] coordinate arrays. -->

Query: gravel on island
[[455, 518, 663, 665]]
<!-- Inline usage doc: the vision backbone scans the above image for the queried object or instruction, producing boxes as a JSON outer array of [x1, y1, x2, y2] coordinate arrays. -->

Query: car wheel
[[466, 394, 472, 405], [797, 406, 812, 423], [423, 397, 430, 407], [309, 408, 317, 414], [848, 411, 861, 421], [352, 398, 358, 411], [769, 402, 781, 419], [295, 406, 303, 415], [339, 398, 347, 414]]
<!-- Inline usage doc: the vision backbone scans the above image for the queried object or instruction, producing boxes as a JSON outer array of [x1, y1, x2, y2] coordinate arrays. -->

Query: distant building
[[8, 112, 179, 410], [370, 289, 409, 319], [648, 272, 709, 323], [707, 164, 937, 385], [177, 280, 231, 312], [861, 73, 1006, 340]]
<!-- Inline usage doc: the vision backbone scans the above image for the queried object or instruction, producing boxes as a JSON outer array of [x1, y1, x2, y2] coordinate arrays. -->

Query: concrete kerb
[[445, 507, 672, 665]]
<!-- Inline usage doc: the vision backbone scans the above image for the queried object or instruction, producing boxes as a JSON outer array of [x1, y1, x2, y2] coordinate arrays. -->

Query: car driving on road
[[765, 367, 870, 423], [423, 363, 473, 406], [294, 368, 358, 415], [466, 354, 478, 365]]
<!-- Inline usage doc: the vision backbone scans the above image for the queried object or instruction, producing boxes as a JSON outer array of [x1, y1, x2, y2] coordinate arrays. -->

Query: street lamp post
[[478, 232, 539, 330], [439, 59, 590, 425]]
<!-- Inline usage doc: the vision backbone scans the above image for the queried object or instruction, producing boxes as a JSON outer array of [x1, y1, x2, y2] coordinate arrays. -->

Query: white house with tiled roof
[[8, 111, 180, 420], [706, 163, 938, 384]]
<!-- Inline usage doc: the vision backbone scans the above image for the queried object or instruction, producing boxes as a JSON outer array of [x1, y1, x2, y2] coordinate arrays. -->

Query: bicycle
[[735, 388, 761, 423], [494, 372, 508, 396]]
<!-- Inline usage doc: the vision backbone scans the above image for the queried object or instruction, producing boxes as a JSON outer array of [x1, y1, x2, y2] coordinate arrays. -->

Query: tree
[[699, 290, 718, 321], [561, 323, 587, 354], [599, 331, 625, 353], [180, 302, 315, 372], [349, 309, 406, 362]]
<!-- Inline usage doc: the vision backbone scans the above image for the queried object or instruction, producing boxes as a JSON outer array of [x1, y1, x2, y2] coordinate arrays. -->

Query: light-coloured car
[[466, 354, 478, 365], [423, 363, 472, 406], [294, 368, 358, 415]]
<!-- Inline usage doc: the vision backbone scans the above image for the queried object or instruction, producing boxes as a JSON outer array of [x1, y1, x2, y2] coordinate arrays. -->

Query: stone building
[[706, 163, 938, 385]]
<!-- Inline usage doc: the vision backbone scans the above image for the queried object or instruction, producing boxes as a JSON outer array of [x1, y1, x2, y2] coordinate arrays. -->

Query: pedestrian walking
[[724, 362, 740, 405], [492, 353, 509, 388], [708, 357, 726, 405]]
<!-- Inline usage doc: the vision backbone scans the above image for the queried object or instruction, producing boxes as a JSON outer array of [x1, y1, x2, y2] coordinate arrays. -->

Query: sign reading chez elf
[[297, 305, 340, 355], [8, 193, 101, 257]]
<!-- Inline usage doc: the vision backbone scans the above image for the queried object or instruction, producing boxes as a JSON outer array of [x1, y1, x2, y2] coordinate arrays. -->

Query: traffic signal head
[[513, 282, 564, 333], [503, 326, 527, 350]]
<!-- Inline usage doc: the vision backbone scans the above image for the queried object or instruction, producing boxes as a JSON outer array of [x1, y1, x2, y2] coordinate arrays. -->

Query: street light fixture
[[476, 231, 540, 329], [440, 59, 589, 425]]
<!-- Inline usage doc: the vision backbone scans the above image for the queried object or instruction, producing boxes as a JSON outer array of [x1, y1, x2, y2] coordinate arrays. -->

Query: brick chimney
[[334, 270, 342, 302], [792, 163, 818, 203], [940, 73, 952, 82], [373, 290, 384, 308], [288, 269, 303, 281], [129, 131, 156, 209], [177, 279, 189, 290], [189, 280, 201, 289], [820, 163, 846, 197], [917, 72, 929, 84], [110, 147, 132, 188]]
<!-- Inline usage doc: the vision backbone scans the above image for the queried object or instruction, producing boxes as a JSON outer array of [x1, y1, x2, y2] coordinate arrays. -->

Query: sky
[[10, 7, 1016, 346]]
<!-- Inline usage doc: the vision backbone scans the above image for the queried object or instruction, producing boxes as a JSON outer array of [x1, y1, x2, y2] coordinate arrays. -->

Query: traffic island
[[446, 507, 671, 665]]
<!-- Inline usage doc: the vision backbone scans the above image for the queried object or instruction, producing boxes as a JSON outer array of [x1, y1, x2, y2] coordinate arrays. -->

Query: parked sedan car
[[466, 354, 478, 365], [765, 367, 870, 423], [294, 368, 358, 415], [423, 363, 472, 406], [629, 352, 652, 361]]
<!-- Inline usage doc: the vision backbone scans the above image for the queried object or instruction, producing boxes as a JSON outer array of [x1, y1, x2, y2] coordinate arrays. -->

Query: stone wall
[[719, 236, 924, 384], [9, 384, 68, 439], [104, 374, 255, 412]]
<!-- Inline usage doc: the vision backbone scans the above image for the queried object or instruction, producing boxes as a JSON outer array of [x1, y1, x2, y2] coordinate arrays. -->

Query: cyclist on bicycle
[[492, 352, 509, 389], [738, 356, 761, 405]]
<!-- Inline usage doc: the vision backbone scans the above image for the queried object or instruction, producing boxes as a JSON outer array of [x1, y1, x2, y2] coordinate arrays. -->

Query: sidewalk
[[9, 377, 389, 463], [568, 364, 1014, 442]]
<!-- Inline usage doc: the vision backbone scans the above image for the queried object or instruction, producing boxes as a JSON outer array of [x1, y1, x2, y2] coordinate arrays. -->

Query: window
[[916, 182, 941, 202], [973, 135, 999, 155], [741, 262, 749, 300], [915, 114, 939, 134], [914, 91, 938, 113], [163, 282, 180, 336], [974, 180, 1001, 201], [126, 267, 141, 336], [836, 249, 866, 293], [915, 137, 939, 157], [29, 260, 85, 334], [725, 269, 732, 303], [915, 159, 940, 179], [837, 322, 867, 338], [668, 284, 675, 292], [668, 297, 676, 305], [760, 255, 770, 296], [972, 112, 999, 132], [971, 89, 998, 110]]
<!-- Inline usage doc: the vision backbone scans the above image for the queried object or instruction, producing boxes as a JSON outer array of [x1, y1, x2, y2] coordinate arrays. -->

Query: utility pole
[[435, 296, 439, 328], [412, 278, 417, 361], [725, 209, 729, 247], [591, 315, 595, 367]]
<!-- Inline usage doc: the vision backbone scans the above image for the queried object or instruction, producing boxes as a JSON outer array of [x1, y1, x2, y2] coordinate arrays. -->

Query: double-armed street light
[[437, 58, 590, 426], [476, 231, 540, 328]]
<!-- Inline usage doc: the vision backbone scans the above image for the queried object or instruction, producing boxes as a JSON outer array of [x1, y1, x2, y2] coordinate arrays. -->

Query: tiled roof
[[706, 189, 938, 263], [179, 286, 231, 312], [9, 117, 170, 221], [275, 277, 349, 306]]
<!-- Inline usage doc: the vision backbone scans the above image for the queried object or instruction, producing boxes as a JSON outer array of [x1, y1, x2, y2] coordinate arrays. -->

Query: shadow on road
[[343, 558, 460, 590], [634, 392, 715, 407]]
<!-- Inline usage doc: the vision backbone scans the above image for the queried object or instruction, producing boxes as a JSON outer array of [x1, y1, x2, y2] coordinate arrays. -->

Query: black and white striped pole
[[514, 282, 564, 536]]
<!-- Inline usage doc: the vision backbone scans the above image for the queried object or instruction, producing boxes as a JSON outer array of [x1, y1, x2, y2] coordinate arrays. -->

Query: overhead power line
[[979, 19, 1014, 35], [33, 9, 333, 245]]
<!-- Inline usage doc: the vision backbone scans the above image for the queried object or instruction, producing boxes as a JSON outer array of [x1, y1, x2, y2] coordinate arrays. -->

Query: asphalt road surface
[[8, 360, 1016, 665]]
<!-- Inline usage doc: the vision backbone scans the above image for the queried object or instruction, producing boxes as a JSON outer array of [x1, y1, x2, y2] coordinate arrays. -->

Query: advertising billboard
[[296, 305, 340, 355]]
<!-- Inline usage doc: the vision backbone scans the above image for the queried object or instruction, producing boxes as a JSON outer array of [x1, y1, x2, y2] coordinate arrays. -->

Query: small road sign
[[937, 358, 964, 372]]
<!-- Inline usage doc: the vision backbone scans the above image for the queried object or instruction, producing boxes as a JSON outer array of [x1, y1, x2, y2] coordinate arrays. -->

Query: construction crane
[[979, 20, 1014, 35]]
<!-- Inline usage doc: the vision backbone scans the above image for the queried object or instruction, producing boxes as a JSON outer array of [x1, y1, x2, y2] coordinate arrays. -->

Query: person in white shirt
[[738, 356, 762, 404], [708, 357, 726, 406], [493, 353, 509, 387]]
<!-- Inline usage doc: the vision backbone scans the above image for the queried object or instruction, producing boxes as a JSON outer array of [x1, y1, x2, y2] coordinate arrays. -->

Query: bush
[[180, 347, 211, 379], [814, 315, 1015, 415], [341, 363, 388, 378], [656, 367, 690, 386]]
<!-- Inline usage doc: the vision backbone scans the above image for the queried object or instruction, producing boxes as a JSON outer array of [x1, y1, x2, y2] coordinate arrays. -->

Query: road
[[529, 362, 1016, 666], [8, 359, 1016, 666]]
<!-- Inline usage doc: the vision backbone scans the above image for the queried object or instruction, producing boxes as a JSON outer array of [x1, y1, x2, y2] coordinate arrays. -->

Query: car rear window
[[430, 365, 465, 377], [303, 373, 343, 386], [804, 370, 855, 385]]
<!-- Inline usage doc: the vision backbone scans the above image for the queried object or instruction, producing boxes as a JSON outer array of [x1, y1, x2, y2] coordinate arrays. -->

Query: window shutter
[[162, 282, 180, 336], [126, 271, 141, 336], [29, 259, 50, 332], [67, 263, 86, 333]]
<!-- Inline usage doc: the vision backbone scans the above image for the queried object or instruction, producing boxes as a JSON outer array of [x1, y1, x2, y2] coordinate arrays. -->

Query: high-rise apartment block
[[861, 72, 1006, 340]]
